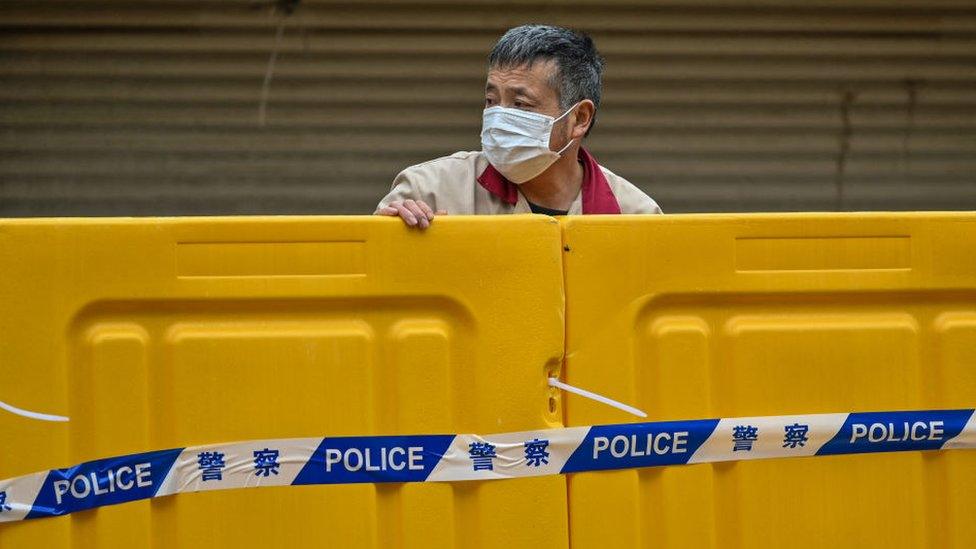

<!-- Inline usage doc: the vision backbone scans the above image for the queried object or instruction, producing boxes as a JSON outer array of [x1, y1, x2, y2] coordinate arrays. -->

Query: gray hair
[[487, 24, 605, 136]]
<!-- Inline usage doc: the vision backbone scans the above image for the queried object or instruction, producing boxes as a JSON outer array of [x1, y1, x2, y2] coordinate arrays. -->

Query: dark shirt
[[527, 201, 569, 216]]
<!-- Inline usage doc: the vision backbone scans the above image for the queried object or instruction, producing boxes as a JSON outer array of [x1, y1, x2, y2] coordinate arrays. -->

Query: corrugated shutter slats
[[1, 0, 974, 214]]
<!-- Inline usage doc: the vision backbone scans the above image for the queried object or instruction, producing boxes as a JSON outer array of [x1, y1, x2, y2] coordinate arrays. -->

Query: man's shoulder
[[397, 151, 487, 185], [383, 151, 489, 213], [598, 164, 663, 214]]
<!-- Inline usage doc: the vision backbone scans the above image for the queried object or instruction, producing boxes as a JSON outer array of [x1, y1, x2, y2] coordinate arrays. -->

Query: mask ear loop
[[552, 101, 582, 124], [550, 101, 583, 156], [555, 138, 575, 156]]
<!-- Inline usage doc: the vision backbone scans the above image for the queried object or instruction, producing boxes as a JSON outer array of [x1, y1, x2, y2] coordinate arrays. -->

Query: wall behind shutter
[[1, 0, 974, 215]]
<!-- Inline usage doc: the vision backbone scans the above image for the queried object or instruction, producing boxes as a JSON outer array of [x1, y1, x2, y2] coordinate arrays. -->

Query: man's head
[[485, 25, 605, 141]]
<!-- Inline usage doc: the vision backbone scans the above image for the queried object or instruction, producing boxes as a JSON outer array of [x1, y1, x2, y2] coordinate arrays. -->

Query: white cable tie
[[0, 398, 69, 422], [548, 377, 647, 418]]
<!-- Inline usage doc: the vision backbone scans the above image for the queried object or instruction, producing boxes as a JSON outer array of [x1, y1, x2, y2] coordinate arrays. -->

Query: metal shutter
[[2, 0, 974, 215]]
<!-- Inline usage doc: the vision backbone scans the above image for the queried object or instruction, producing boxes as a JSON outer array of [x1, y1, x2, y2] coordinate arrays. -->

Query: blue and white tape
[[1, 409, 973, 523]]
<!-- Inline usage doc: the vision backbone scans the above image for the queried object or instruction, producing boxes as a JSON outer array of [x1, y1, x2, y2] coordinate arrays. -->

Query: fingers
[[378, 201, 442, 229], [392, 202, 419, 226], [403, 199, 430, 229], [416, 200, 435, 221]]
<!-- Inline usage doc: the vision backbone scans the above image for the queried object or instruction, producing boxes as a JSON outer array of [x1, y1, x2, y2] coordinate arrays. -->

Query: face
[[485, 59, 562, 116], [484, 60, 593, 150]]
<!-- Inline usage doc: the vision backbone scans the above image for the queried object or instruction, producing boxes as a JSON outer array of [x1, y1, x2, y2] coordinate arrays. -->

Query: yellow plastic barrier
[[3, 213, 975, 548], [561, 213, 976, 548], [0, 216, 568, 548]]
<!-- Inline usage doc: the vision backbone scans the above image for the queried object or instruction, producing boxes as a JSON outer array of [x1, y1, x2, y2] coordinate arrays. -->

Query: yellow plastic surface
[[561, 213, 976, 549], [0, 216, 567, 548], [3, 213, 975, 548]]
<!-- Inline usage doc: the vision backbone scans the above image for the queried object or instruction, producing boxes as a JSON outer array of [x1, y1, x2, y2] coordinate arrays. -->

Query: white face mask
[[480, 103, 578, 184]]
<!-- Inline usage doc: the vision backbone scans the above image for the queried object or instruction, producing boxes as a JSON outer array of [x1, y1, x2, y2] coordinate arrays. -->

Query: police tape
[[1, 408, 974, 522]]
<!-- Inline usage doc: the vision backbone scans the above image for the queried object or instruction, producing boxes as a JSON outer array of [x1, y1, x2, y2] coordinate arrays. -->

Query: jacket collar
[[476, 147, 622, 214]]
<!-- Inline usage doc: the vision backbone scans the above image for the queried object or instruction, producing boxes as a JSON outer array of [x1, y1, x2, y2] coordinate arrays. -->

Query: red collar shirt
[[376, 148, 661, 215]]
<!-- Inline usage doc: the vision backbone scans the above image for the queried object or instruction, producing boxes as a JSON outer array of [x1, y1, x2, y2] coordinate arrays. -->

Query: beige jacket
[[376, 148, 661, 215]]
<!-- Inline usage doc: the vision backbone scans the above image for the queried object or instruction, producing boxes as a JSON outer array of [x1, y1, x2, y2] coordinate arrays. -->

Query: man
[[375, 24, 661, 228]]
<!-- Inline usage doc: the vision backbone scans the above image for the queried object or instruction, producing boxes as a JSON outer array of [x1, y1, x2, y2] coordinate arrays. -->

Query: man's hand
[[375, 199, 446, 229]]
